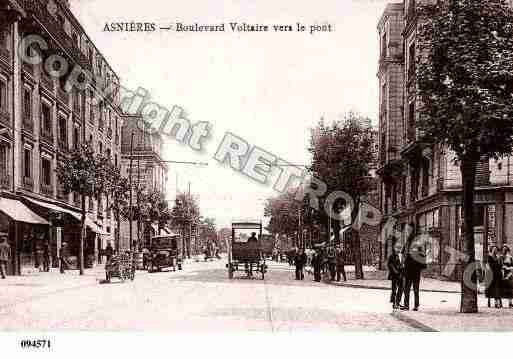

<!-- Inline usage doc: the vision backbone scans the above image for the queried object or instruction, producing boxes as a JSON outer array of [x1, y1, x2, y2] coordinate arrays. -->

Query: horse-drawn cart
[[226, 221, 267, 280]]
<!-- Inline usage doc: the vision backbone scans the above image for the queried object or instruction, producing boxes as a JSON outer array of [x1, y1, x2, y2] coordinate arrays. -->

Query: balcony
[[58, 87, 70, 104], [73, 193, 82, 207], [22, 62, 34, 76], [23, 176, 34, 191], [22, 117, 33, 133], [40, 183, 53, 197], [0, 110, 10, 127], [0, 173, 11, 190], [40, 72, 54, 91], [0, 48, 10, 62], [57, 185, 68, 201], [19, 0, 92, 72], [97, 202, 104, 218], [40, 129, 54, 144], [58, 138, 68, 152]]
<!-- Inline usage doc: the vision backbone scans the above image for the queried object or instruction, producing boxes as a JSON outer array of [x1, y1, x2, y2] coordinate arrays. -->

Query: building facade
[[377, 0, 513, 280], [119, 115, 168, 250], [0, 0, 123, 274]]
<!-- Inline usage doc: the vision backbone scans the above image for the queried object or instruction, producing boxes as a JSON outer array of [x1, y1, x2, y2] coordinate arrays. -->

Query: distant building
[[119, 115, 168, 250]]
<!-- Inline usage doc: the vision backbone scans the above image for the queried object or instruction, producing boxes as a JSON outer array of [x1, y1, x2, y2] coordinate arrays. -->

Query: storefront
[[0, 196, 49, 275]]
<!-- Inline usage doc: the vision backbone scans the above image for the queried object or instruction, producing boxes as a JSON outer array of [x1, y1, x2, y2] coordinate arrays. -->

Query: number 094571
[[20, 339, 51, 349]]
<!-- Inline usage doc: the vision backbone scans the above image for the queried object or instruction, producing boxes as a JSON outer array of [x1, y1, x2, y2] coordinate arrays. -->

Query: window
[[41, 158, 51, 186], [23, 88, 32, 120], [407, 102, 415, 140], [58, 116, 67, 143], [473, 205, 485, 227], [72, 33, 79, 47], [0, 144, 7, 175], [57, 14, 65, 26], [41, 103, 52, 134], [0, 80, 6, 111], [24, 148, 31, 178], [408, 42, 416, 78], [98, 142, 102, 154], [381, 32, 387, 57], [114, 154, 118, 167], [106, 148, 111, 158], [73, 89, 81, 112], [73, 126, 80, 149]]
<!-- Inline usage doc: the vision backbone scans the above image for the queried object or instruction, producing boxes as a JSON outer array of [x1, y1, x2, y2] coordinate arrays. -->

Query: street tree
[[308, 112, 375, 279], [56, 143, 110, 275], [416, 0, 513, 313], [106, 164, 130, 253], [170, 193, 200, 258]]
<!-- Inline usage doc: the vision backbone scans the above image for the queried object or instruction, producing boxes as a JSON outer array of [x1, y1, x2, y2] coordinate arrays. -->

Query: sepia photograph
[[1, 0, 513, 355]]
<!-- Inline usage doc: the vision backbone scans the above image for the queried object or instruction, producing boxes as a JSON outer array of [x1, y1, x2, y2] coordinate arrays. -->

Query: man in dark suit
[[387, 239, 404, 309], [335, 245, 347, 282], [401, 238, 427, 311], [294, 248, 307, 280]]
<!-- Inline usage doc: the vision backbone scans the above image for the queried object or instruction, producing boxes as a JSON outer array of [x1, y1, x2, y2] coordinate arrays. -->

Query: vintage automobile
[[147, 234, 183, 272], [226, 221, 267, 280]]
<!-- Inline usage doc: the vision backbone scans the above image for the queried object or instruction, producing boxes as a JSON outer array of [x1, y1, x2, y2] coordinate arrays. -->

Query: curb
[[330, 281, 460, 294], [391, 311, 438, 332]]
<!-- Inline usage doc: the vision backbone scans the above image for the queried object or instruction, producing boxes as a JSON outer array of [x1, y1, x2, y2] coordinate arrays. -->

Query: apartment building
[[377, 0, 513, 280], [0, 0, 123, 274]]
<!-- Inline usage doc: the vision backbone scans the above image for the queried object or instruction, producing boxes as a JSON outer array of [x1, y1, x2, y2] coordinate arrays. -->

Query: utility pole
[[129, 132, 134, 252]]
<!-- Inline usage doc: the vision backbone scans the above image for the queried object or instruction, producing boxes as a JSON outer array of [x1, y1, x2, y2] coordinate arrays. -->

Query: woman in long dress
[[487, 246, 503, 308], [501, 246, 513, 308]]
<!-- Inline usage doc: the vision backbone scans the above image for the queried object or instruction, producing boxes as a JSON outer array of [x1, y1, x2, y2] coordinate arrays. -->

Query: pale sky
[[71, 0, 390, 228]]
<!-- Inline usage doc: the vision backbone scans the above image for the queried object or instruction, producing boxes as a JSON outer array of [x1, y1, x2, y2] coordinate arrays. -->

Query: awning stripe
[[24, 197, 108, 234], [0, 198, 49, 225]]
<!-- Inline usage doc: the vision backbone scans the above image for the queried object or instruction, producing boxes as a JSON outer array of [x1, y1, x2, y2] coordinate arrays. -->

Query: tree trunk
[[79, 194, 86, 275], [116, 211, 121, 253], [460, 157, 478, 313], [351, 198, 364, 280]]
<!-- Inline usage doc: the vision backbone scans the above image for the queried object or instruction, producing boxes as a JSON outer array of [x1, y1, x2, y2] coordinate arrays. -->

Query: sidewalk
[[330, 269, 461, 293], [393, 297, 513, 331], [0, 266, 104, 308]]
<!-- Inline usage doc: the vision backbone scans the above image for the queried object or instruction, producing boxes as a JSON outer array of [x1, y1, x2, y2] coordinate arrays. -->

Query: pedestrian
[[312, 249, 322, 282], [294, 248, 307, 280], [0, 234, 10, 279], [326, 246, 336, 281], [59, 242, 70, 274], [335, 245, 347, 282], [401, 238, 426, 311], [105, 242, 114, 263], [387, 239, 404, 309], [42, 240, 50, 272], [34, 242, 42, 272], [501, 245, 513, 308], [486, 245, 503, 308]]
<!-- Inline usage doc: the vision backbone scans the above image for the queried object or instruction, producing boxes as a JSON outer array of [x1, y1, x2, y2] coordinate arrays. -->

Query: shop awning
[[24, 197, 108, 234], [0, 198, 49, 225]]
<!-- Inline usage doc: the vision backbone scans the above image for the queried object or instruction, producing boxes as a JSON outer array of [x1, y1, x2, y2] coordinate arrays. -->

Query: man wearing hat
[[59, 242, 69, 274], [0, 233, 11, 278]]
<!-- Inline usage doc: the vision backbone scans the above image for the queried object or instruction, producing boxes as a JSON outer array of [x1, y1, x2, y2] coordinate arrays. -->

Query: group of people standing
[[293, 245, 347, 283], [486, 245, 513, 308], [387, 237, 427, 311]]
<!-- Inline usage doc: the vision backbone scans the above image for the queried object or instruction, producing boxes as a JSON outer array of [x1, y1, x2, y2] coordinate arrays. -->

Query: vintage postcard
[[0, 0, 513, 355]]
